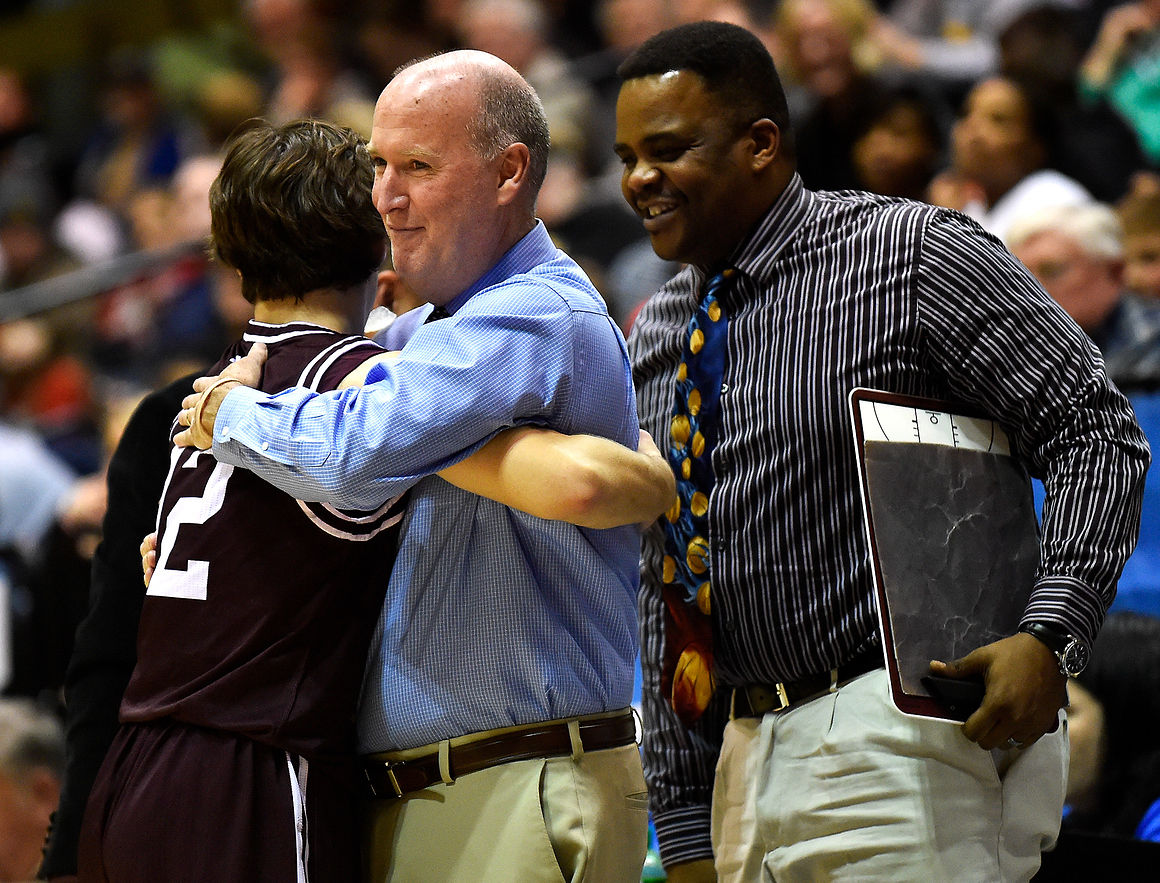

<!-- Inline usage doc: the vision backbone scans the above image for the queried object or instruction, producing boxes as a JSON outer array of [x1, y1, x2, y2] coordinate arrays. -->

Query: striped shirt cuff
[[654, 804, 714, 868], [1022, 576, 1108, 648]]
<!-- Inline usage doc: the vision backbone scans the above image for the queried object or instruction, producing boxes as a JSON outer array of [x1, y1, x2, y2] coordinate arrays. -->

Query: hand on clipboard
[[920, 675, 984, 721], [848, 388, 1041, 725]]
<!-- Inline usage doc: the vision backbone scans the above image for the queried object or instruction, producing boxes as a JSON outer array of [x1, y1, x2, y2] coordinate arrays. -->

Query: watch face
[[1062, 639, 1091, 676]]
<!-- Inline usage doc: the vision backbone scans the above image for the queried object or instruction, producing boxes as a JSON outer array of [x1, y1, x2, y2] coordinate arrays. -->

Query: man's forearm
[[438, 428, 676, 528]]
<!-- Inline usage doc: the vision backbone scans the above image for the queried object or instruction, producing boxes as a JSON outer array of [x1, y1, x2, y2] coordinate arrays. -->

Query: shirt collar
[[444, 220, 556, 314], [689, 173, 812, 292]]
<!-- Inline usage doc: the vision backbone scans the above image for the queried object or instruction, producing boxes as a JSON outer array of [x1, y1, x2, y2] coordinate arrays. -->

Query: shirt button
[[220, 426, 230, 439], [261, 441, 269, 451], [720, 383, 728, 394]]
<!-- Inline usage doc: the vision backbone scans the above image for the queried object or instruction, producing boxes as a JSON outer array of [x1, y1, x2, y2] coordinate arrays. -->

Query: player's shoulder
[[246, 321, 385, 392]]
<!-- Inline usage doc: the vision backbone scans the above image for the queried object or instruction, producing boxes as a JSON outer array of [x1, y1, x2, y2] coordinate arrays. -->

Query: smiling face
[[615, 70, 773, 268], [368, 64, 506, 305]]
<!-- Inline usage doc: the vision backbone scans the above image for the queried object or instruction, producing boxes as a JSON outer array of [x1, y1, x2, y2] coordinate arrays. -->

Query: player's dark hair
[[210, 118, 387, 304], [617, 20, 794, 156]]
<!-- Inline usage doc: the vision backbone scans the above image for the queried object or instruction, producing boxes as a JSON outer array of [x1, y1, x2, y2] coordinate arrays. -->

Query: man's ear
[[497, 142, 532, 205], [374, 269, 399, 311], [749, 119, 781, 173]]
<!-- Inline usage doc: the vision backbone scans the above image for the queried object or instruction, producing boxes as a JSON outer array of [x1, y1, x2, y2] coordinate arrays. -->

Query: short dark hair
[[617, 21, 793, 150], [210, 119, 387, 304]]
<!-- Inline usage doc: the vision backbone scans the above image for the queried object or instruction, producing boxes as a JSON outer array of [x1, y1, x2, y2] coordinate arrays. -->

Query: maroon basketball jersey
[[120, 320, 404, 759]]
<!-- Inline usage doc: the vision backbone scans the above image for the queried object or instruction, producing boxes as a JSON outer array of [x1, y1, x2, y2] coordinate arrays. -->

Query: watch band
[[1019, 622, 1090, 676], [1019, 621, 1068, 652]]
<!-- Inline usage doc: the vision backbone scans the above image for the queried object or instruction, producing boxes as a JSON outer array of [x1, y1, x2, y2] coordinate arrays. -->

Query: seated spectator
[[1008, 202, 1160, 618], [0, 205, 79, 291], [868, 0, 1010, 91], [927, 75, 1091, 242], [1064, 612, 1160, 842], [850, 84, 946, 200], [91, 153, 229, 385], [457, 0, 599, 169], [0, 418, 104, 701], [0, 67, 58, 244], [775, 0, 892, 191], [0, 698, 65, 883], [1007, 201, 1160, 390], [0, 315, 100, 475], [998, 4, 1148, 204], [66, 48, 203, 265], [1119, 187, 1160, 300], [1079, 0, 1160, 168]]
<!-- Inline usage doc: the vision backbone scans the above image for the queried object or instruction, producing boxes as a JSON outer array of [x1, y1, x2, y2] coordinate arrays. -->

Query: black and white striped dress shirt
[[628, 174, 1151, 865]]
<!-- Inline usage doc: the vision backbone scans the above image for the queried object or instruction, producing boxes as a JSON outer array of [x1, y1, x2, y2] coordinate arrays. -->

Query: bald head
[[387, 51, 550, 197], [367, 50, 550, 304]]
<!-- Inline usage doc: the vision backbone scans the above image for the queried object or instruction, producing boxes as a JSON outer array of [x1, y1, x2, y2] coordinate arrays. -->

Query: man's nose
[[624, 161, 660, 194], [372, 171, 406, 213]]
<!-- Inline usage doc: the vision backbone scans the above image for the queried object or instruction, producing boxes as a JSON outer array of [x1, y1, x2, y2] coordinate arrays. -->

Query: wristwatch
[[1018, 622, 1091, 677]]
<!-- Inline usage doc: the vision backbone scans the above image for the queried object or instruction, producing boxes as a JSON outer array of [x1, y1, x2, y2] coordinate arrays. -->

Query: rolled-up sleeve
[[212, 288, 581, 509]]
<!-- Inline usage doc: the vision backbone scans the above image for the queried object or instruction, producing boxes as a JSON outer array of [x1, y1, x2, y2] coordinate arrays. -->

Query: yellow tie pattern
[[660, 267, 736, 724]]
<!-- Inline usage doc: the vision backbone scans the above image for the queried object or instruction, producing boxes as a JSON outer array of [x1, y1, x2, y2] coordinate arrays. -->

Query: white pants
[[711, 669, 1067, 882]]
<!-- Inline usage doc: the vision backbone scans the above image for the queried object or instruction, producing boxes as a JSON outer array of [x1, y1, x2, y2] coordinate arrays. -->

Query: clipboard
[[848, 388, 1040, 722]]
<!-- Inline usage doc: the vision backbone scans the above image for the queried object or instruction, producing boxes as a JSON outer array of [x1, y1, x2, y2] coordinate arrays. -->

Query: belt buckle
[[774, 681, 790, 710], [746, 682, 791, 714], [364, 760, 407, 798]]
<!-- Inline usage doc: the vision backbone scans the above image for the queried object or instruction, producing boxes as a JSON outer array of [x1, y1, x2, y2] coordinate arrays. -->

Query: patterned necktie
[[660, 267, 736, 724]]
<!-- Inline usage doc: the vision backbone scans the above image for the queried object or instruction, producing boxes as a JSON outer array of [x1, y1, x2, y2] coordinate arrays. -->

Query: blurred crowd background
[[1, 0, 1160, 877]]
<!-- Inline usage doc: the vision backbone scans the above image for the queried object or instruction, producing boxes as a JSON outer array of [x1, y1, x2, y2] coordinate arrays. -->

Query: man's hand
[[141, 532, 157, 587], [636, 428, 676, 529], [930, 631, 1068, 750], [174, 343, 267, 449], [665, 858, 717, 883]]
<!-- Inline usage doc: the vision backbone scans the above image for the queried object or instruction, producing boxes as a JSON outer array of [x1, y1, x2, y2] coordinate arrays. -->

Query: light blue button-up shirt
[[211, 222, 641, 751]]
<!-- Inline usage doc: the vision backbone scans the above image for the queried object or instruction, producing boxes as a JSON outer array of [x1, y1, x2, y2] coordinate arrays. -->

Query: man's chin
[[647, 232, 685, 264]]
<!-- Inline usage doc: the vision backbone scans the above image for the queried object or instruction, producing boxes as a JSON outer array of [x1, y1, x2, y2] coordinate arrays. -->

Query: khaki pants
[[712, 669, 1068, 882], [363, 727, 648, 882]]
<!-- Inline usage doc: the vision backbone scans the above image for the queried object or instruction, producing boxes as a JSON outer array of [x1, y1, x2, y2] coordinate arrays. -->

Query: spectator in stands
[[91, 153, 228, 384], [1063, 612, 1160, 842], [1009, 202, 1160, 620], [1079, 0, 1160, 168], [927, 74, 1091, 242], [775, 0, 890, 191], [1119, 187, 1160, 300], [67, 48, 202, 264], [0, 698, 65, 883], [537, 143, 648, 315], [0, 204, 78, 291], [0, 315, 100, 474], [850, 84, 946, 200], [1007, 201, 1160, 390], [0, 67, 57, 239], [997, 4, 1148, 204], [458, 0, 598, 167], [0, 417, 105, 700], [574, 0, 677, 186], [868, 0, 1010, 91]]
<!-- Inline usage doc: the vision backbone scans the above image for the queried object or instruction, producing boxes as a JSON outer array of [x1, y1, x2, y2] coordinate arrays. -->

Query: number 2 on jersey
[[148, 448, 234, 600]]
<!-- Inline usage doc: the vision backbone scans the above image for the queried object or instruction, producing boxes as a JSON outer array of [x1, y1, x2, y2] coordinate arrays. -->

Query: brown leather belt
[[731, 647, 883, 718], [362, 711, 637, 799]]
